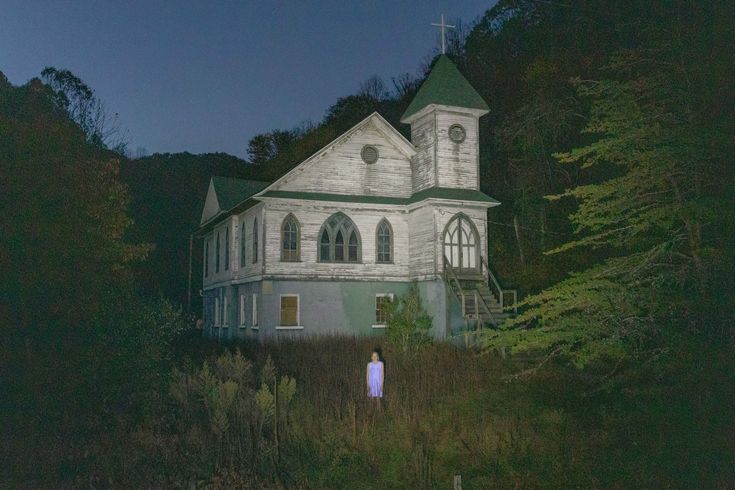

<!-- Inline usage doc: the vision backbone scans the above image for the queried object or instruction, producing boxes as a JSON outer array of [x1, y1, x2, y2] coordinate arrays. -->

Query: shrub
[[385, 281, 433, 355]]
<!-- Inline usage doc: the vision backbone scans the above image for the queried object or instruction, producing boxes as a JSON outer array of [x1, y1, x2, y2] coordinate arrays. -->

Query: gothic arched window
[[252, 218, 258, 263], [318, 212, 361, 263], [205, 239, 210, 277], [281, 214, 300, 261], [224, 226, 230, 270], [376, 218, 393, 263], [443, 213, 479, 272], [240, 222, 246, 266], [215, 231, 221, 273]]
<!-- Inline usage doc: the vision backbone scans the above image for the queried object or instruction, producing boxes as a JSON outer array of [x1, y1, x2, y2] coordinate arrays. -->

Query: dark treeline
[[1, 0, 734, 487]]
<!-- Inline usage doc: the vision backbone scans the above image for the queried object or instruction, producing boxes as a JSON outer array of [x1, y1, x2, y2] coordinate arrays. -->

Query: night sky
[[1, 1, 496, 158]]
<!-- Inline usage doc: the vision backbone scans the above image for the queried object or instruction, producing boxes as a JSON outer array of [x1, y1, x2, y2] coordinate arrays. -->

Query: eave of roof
[[258, 187, 499, 206]]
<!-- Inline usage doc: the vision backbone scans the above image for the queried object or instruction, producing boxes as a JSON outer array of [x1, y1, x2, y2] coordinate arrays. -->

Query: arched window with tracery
[[443, 213, 479, 272], [376, 218, 393, 263], [318, 212, 361, 263], [281, 214, 300, 261]]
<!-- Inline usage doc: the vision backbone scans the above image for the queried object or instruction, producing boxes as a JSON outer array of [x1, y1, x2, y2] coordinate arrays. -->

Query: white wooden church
[[197, 54, 515, 341]]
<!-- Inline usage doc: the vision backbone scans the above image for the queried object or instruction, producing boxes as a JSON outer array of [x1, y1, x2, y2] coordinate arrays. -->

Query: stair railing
[[442, 256, 466, 317], [473, 288, 499, 326], [480, 255, 518, 315]]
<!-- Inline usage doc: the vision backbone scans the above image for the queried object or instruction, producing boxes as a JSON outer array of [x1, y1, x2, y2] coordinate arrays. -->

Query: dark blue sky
[[1, 1, 496, 158]]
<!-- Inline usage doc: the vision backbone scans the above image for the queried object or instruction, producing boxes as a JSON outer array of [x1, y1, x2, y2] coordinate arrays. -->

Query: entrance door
[[443, 214, 479, 274]]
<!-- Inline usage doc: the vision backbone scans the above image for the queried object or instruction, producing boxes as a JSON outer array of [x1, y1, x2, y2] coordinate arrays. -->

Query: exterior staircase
[[443, 256, 517, 329]]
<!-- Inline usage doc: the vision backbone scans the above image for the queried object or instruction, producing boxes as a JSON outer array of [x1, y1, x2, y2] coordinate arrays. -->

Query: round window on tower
[[361, 145, 379, 164], [448, 124, 466, 143]]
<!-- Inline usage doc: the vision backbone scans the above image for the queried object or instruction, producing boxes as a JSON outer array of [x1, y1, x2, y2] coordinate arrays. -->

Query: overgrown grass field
[[99, 334, 731, 489]]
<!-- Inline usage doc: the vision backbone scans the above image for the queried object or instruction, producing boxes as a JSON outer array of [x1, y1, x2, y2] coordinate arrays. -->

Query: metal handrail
[[442, 256, 466, 317], [480, 255, 518, 314], [473, 288, 499, 326]]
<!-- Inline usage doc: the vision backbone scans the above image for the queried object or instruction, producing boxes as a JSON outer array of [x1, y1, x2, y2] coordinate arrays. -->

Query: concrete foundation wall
[[204, 279, 465, 342]]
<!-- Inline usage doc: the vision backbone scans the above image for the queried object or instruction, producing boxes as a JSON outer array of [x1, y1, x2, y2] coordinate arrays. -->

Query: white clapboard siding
[[202, 216, 238, 288], [408, 205, 437, 279], [275, 121, 413, 198], [233, 204, 265, 282], [261, 199, 411, 281], [435, 111, 479, 190], [409, 112, 437, 193]]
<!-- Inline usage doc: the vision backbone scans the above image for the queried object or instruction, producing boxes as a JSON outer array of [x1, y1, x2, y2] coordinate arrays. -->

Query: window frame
[[239, 294, 247, 328], [375, 218, 394, 264], [252, 218, 259, 263], [276, 294, 303, 330], [280, 213, 301, 262], [240, 222, 247, 267], [317, 212, 362, 263], [251, 293, 259, 329], [372, 293, 394, 329], [224, 226, 230, 271], [223, 294, 230, 327], [215, 231, 221, 273], [213, 296, 221, 326], [204, 239, 210, 277]]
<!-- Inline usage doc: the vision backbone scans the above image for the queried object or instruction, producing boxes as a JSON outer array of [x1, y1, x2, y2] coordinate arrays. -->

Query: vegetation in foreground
[[6, 333, 734, 488]]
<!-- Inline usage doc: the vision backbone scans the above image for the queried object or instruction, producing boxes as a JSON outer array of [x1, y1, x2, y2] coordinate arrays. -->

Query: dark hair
[[372, 346, 383, 360]]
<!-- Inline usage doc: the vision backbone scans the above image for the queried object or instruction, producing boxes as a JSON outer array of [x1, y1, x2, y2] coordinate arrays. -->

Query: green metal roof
[[407, 187, 499, 204], [212, 176, 270, 211], [259, 187, 499, 206], [401, 55, 489, 121]]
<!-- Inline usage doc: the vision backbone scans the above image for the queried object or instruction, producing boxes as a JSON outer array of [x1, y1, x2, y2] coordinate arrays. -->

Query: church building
[[197, 55, 515, 341]]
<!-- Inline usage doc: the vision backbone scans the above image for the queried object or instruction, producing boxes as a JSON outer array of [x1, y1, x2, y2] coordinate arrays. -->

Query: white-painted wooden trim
[[252, 293, 258, 327], [400, 103, 488, 124], [276, 326, 304, 330], [374, 293, 394, 327], [239, 294, 247, 326]]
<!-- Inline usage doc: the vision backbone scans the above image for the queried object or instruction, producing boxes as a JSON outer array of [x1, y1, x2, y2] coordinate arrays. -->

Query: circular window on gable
[[449, 124, 466, 143], [361, 145, 379, 164]]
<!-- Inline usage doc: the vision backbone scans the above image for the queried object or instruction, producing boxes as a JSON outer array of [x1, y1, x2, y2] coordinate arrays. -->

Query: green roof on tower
[[400, 54, 489, 123]]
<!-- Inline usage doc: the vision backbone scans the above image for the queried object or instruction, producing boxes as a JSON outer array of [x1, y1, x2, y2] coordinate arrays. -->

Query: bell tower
[[400, 55, 489, 193]]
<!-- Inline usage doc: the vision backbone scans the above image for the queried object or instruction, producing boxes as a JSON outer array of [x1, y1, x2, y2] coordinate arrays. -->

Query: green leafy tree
[[386, 282, 433, 354], [484, 3, 735, 366]]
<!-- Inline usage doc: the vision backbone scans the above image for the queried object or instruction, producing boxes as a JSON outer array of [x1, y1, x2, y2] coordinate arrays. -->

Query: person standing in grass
[[366, 351, 384, 405]]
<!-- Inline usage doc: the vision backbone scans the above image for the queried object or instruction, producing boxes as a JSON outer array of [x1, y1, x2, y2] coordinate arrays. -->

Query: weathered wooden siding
[[275, 122, 413, 197], [234, 204, 265, 281], [409, 112, 437, 193], [261, 199, 411, 281], [202, 216, 237, 288], [435, 111, 479, 190], [408, 205, 437, 279]]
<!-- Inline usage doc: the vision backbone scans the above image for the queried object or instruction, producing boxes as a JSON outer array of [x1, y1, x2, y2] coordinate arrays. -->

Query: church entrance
[[443, 214, 480, 276]]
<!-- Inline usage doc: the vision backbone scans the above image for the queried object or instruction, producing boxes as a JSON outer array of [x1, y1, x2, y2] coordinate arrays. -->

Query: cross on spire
[[431, 14, 455, 54]]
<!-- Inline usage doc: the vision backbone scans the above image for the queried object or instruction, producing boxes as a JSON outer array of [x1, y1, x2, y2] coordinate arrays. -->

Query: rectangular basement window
[[239, 294, 247, 328], [372, 293, 394, 329], [251, 294, 259, 330], [277, 294, 303, 330]]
